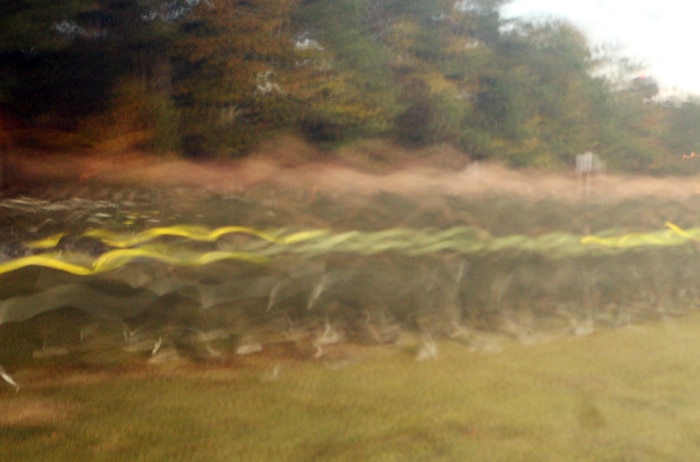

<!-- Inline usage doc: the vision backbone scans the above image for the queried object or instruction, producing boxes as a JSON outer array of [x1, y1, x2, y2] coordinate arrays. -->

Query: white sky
[[500, 0, 700, 97]]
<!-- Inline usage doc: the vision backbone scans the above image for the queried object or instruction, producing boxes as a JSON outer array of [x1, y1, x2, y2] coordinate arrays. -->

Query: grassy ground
[[2, 315, 700, 461]]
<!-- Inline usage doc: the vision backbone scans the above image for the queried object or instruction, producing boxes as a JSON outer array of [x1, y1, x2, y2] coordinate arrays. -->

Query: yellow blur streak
[[579, 221, 700, 248], [0, 225, 329, 276], [0, 248, 269, 276], [24, 233, 66, 249], [80, 225, 329, 248], [6, 222, 700, 277], [82, 225, 280, 248], [0, 254, 93, 276]]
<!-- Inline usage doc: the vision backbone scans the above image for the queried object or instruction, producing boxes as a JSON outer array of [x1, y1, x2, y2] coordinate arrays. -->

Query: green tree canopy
[[1, 0, 698, 174]]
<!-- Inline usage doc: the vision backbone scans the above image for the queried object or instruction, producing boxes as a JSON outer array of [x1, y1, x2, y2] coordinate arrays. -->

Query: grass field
[[3, 315, 700, 462]]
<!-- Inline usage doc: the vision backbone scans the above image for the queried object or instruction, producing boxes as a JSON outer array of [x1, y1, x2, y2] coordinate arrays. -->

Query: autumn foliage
[[1, 0, 699, 173]]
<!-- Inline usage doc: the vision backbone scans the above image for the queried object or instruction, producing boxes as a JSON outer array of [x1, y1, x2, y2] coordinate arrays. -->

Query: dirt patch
[[6, 146, 700, 203], [0, 397, 70, 426]]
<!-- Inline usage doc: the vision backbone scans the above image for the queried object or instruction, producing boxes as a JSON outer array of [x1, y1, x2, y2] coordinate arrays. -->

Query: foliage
[[1, 0, 700, 171]]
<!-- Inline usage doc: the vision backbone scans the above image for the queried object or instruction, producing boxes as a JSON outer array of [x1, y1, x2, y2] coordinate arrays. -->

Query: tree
[[171, 0, 300, 156], [0, 1, 186, 151], [290, 0, 397, 143], [0, 0, 694, 172]]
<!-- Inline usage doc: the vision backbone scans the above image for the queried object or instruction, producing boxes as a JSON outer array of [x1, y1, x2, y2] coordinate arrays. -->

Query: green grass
[[3, 317, 700, 461]]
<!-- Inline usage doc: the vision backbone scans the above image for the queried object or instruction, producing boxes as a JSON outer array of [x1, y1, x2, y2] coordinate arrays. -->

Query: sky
[[500, 0, 699, 98]]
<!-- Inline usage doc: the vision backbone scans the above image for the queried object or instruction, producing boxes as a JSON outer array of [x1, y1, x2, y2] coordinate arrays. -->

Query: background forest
[[1, 0, 699, 174]]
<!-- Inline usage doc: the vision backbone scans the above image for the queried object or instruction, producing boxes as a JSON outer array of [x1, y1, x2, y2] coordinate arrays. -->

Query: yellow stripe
[[0, 254, 92, 276], [24, 233, 66, 249], [5, 223, 700, 277], [82, 225, 281, 248]]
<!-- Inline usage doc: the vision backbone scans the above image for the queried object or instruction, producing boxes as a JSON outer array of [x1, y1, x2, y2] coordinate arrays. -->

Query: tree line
[[1, 0, 699, 174]]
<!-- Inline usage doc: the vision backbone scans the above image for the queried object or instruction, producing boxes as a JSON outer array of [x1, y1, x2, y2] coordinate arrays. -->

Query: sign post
[[576, 152, 604, 199]]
